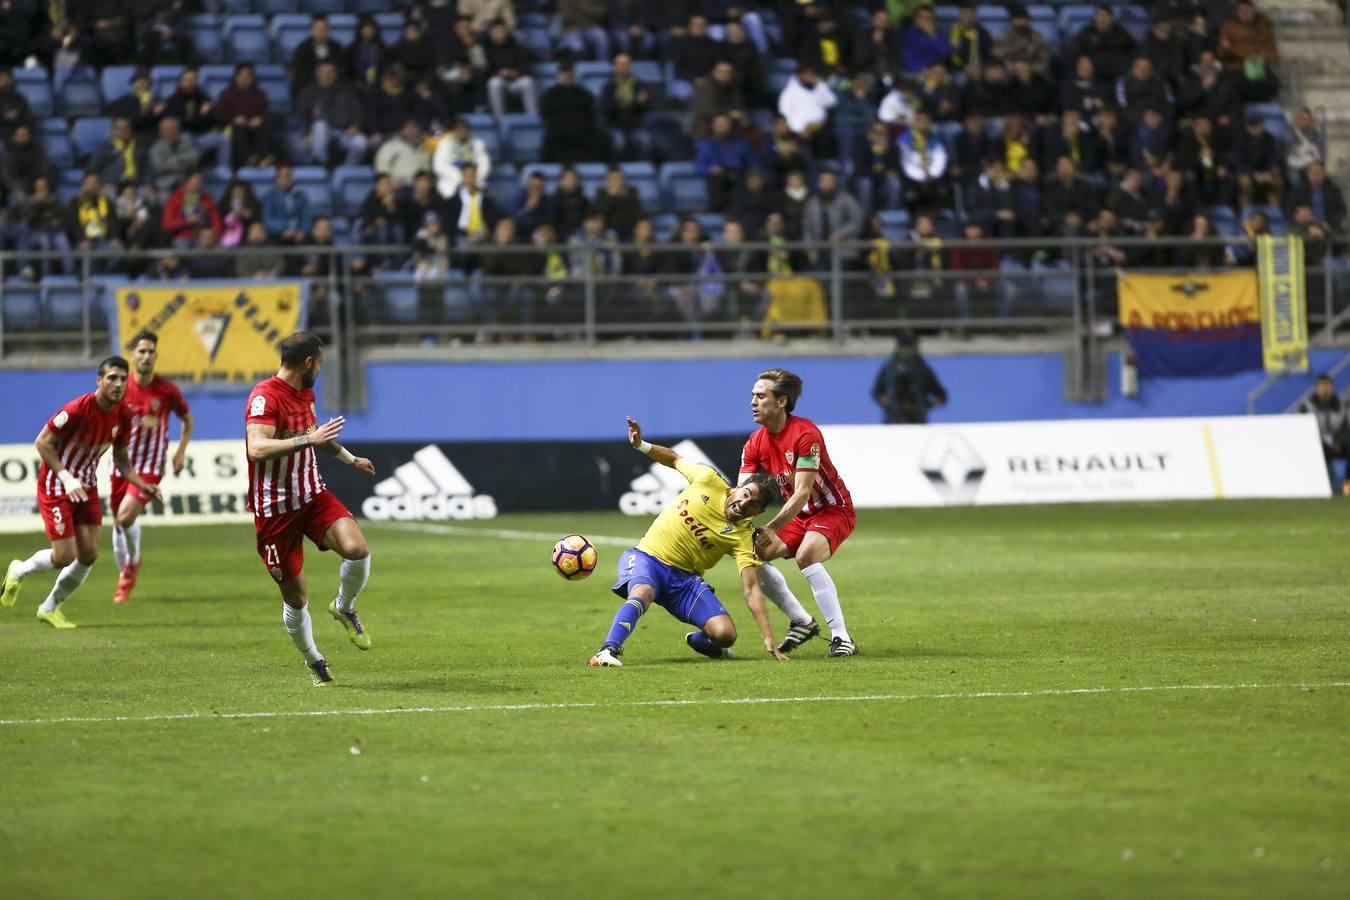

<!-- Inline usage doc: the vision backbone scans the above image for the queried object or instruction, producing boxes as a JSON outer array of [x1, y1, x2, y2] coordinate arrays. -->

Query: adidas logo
[[362, 445, 497, 521], [619, 440, 725, 516]]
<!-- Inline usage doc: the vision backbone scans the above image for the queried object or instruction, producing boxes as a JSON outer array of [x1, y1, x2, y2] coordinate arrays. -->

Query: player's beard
[[300, 364, 318, 389]]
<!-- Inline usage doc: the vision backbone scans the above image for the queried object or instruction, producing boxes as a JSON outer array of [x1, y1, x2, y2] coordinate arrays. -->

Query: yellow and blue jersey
[[636, 458, 761, 575]]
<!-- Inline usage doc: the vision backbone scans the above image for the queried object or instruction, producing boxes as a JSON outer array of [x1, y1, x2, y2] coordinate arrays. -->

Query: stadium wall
[[1, 349, 1343, 443]]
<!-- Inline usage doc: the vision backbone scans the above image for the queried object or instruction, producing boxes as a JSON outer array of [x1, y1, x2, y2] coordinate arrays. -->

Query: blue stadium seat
[[42, 276, 86, 331], [333, 165, 376, 217], [977, 4, 1011, 27], [189, 15, 224, 63], [36, 124, 73, 170], [1059, 5, 1094, 38], [203, 166, 232, 201], [60, 168, 85, 191], [766, 58, 796, 98], [518, 13, 549, 29], [1029, 18, 1059, 51], [463, 112, 495, 134], [328, 14, 358, 45], [531, 62, 559, 87], [485, 168, 519, 212], [100, 65, 138, 105], [58, 78, 102, 117], [151, 65, 186, 101], [576, 61, 610, 96], [70, 118, 113, 159], [1114, 5, 1150, 41], [642, 111, 693, 163], [199, 64, 236, 101], [629, 174, 661, 213], [13, 71, 53, 119], [374, 13, 405, 46], [256, 0, 300, 13], [476, 128, 502, 163], [520, 162, 561, 183], [223, 15, 270, 64], [374, 271, 418, 323], [237, 165, 277, 194], [659, 162, 707, 213], [354, 0, 391, 12], [878, 209, 912, 242], [518, 27, 550, 60], [291, 166, 334, 218], [631, 61, 663, 85], [1242, 205, 1287, 235], [269, 14, 312, 59], [256, 64, 290, 115], [692, 212, 725, 240], [3, 281, 41, 332], [619, 161, 656, 179], [650, 213, 679, 240], [575, 162, 608, 180], [501, 115, 543, 164], [1036, 264, 1077, 314]]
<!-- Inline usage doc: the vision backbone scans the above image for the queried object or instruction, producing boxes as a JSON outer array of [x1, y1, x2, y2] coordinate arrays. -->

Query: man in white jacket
[[432, 117, 493, 199], [777, 65, 836, 140]]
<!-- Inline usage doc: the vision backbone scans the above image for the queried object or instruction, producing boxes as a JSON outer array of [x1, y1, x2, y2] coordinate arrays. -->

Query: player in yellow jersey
[[588, 418, 789, 667]]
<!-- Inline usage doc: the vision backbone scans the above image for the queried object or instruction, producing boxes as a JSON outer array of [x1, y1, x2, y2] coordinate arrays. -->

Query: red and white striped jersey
[[245, 376, 325, 517], [122, 375, 189, 477], [740, 414, 854, 518], [38, 393, 132, 497]]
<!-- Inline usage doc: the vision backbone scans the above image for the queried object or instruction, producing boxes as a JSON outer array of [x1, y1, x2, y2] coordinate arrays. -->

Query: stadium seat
[[520, 162, 562, 184], [70, 118, 113, 159], [518, 27, 551, 61], [692, 212, 725, 240], [353, 0, 391, 12], [100, 65, 138, 105], [476, 128, 503, 163], [374, 13, 405, 46], [576, 61, 610, 97], [518, 12, 549, 29], [501, 115, 544, 164], [485, 168, 519, 212], [223, 15, 270, 64], [57, 78, 103, 117], [291, 166, 334, 218], [642, 111, 693, 163], [1059, 5, 1094, 38], [765, 58, 796, 99], [977, 4, 1011, 27], [575, 162, 608, 181], [629, 173, 661, 213], [13, 71, 53, 119], [659, 162, 707, 213], [631, 61, 663, 85], [877, 209, 912, 242], [531, 62, 559, 87], [269, 14, 312, 60], [650, 213, 679, 240], [199, 64, 236, 101], [255, 64, 291, 115], [151, 65, 186, 101], [373, 271, 418, 323], [189, 15, 225, 63], [236, 165, 277, 195], [328, 14, 358, 46], [619, 161, 656, 179], [203, 166, 232, 201], [1036, 264, 1077, 314], [1114, 5, 1150, 41], [42, 277, 86, 331], [256, 0, 300, 13], [463, 112, 495, 134], [2, 280, 41, 332], [333, 165, 376, 217], [36, 124, 73, 170]]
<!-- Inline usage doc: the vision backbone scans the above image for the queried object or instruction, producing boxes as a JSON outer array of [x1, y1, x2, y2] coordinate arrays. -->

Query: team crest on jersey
[[700, 494, 709, 504], [53, 411, 68, 428], [785, 451, 795, 465], [721, 524, 734, 534]]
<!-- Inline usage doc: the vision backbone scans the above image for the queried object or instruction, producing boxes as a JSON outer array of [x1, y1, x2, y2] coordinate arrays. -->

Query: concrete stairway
[[1266, 0, 1350, 177]]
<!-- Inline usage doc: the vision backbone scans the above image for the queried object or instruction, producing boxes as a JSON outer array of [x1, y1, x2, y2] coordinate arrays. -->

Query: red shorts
[[775, 505, 856, 557], [38, 488, 103, 541], [254, 490, 354, 583], [110, 472, 162, 513]]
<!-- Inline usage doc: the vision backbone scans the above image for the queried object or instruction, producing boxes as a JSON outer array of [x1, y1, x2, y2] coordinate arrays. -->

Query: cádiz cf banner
[[1117, 271, 1262, 377], [111, 281, 309, 389], [1256, 235, 1309, 374]]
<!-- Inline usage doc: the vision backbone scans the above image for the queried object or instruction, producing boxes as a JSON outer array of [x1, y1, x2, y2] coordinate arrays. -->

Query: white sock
[[800, 562, 850, 643], [336, 555, 370, 613], [756, 564, 813, 626], [125, 521, 142, 564], [14, 549, 55, 580], [112, 526, 128, 570], [40, 560, 92, 613], [283, 603, 323, 664]]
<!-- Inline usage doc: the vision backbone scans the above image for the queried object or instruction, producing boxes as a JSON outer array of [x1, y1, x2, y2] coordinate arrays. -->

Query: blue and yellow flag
[[112, 281, 309, 389], [1118, 272, 1262, 376], [1256, 235, 1308, 374]]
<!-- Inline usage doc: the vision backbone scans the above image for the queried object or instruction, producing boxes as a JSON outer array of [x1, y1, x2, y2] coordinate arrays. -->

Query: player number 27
[[264, 544, 280, 566]]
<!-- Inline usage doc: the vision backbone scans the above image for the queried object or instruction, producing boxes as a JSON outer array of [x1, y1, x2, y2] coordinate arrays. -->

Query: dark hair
[[279, 332, 324, 368], [742, 471, 780, 515], [757, 367, 803, 413], [128, 329, 158, 350], [98, 355, 130, 377], [1316, 373, 1333, 382]]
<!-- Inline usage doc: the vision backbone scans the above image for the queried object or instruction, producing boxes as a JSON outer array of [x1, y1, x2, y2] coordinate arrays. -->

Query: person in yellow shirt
[[588, 417, 787, 667]]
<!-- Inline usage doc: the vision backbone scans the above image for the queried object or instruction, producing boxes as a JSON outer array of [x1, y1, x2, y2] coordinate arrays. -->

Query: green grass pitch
[[1, 500, 1347, 899]]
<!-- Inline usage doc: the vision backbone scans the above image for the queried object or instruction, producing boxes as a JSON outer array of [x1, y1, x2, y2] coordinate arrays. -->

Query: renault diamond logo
[[919, 432, 986, 505]]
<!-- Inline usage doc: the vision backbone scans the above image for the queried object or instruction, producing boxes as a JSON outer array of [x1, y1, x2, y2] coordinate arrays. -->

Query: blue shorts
[[612, 548, 729, 629]]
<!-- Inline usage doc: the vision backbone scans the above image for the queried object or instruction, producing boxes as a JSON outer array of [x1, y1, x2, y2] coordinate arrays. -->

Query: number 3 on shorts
[[52, 508, 64, 525], [264, 543, 280, 566]]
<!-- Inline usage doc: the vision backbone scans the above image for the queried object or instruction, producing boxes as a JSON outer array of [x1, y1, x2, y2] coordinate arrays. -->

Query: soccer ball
[[552, 534, 598, 580]]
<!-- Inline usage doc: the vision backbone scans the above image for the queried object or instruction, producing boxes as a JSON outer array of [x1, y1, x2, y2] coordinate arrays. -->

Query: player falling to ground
[[245, 332, 376, 686], [588, 416, 787, 667], [110, 330, 193, 604], [739, 368, 859, 658], [1, 357, 163, 628]]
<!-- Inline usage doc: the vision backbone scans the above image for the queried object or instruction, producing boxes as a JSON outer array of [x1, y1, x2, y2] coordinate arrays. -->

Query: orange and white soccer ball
[[552, 534, 598, 580]]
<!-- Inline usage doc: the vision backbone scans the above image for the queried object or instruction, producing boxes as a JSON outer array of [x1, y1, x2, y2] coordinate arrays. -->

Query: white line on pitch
[[2, 681, 1346, 728]]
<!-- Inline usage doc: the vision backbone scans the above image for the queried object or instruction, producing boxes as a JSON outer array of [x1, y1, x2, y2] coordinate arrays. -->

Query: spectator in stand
[[15, 176, 72, 276], [714, 218, 763, 330], [559, 0, 610, 61], [105, 67, 162, 141], [1287, 107, 1325, 175], [0, 125, 49, 201], [148, 116, 199, 194], [237, 221, 285, 279], [346, 15, 388, 91], [802, 169, 863, 262], [542, 62, 607, 164], [161, 171, 220, 246], [391, 20, 438, 86], [1106, 167, 1151, 232], [901, 214, 947, 310], [951, 112, 993, 186], [1298, 374, 1349, 489], [834, 73, 878, 177], [1154, 164, 1197, 236], [1290, 203, 1331, 261], [481, 217, 538, 329], [719, 21, 763, 104], [1219, 0, 1279, 102], [0, 67, 31, 143], [1287, 161, 1347, 230], [1094, 106, 1131, 178], [919, 64, 961, 123], [1089, 208, 1129, 276], [1039, 108, 1101, 175], [89, 118, 147, 190], [1061, 55, 1112, 118], [440, 16, 487, 115], [550, 166, 591, 239], [607, 0, 657, 60], [73, 1, 131, 68], [691, 61, 748, 141], [1009, 59, 1057, 124], [374, 120, 430, 190], [796, 13, 849, 81], [899, 109, 950, 214], [854, 119, 902, 214], [1131, 106, 1173, 170], [163, 68, 228, 169], [405, 172, 445, 237], [1011, 158, 1045, 240], [1228, 208, 1272, 266], [511, 171, 553, 237], [567, 208, 620, 279], [184, 226, 230, 279], [1174, 213, 1225, 269], [971, 158, 1017, 238], [1000, 115, 1033, 176], [358, 173, 412, 248], [949, 1, 994, 73], [779, 169, 810, 238], [601, 53, 653, 161], [460, 0, 517, 34], [854, 10, 901, 83], [147, 252, 190, 280], [1118, 56, 1174, 121], [1069, 5, 1137, 83], [902, 6, 950, 73], [963, 60, 1017, 118], [620, 217, 669, 315], [1142, 17, 1187, 87], [697, 113, 756, 212], [432, 117, 492, 199], [483, 19, 538, 119], [215, 64, 272, 168], [68, 173, 117, 262], [950, 222, 1008, 320], [292, 15, 347, 101], [1176, 115, 1235, 207], [136, 0, 194, 65], [412, 77, 452, 134], [443, 161, 500, 252], [1043, 156, 1099, 236], [1232, 112, 1283, 207], [1180, 49, 1241, 131], [220, 180, 262, 248], [591, 165, 642, 240], [0, 9, 35, 69], [670, 15, 720, 101], [778, 64, 836, 157], [297, 61, 369, 168], [366, 66, 418, 144], [726, 168, 776, 237], [877, 77, 916, 127], [762, 114, 811, 185], [262, 165, 313, 245], [995, 4, 1051, 75]]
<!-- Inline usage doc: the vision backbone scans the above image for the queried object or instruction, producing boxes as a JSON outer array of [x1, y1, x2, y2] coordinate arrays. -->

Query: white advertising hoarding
[[820, 416, 1330, 507]]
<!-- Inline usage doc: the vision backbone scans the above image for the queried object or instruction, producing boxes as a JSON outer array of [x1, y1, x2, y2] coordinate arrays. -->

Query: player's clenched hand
[[753, 527, 773, 560], [626, 416, 643, 449], [310, 416, 345, 448], [352, 457, 376, 476]]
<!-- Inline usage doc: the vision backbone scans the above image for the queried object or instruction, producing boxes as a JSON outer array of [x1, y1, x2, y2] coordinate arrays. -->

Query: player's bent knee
[[51, 549, 76, 568], [77, 551, 98, 567], [343, 540, 370, 561], [704, 616, 736, 646]]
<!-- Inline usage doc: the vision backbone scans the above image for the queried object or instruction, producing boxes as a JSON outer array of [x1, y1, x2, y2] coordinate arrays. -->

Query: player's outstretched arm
[[245, 418, 344, 462], [741, 566, 789, 661], [35, 425, 88, 503], [627, 416, 681, 469], [113, 445, 162, 500]]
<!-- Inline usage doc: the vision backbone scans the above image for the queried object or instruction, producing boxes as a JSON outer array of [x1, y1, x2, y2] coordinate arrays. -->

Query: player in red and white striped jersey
[[110, 330, 194, 604], [738, 368, 859, 658], [245, 332, 376, 686], [0, 357, 163, 629]]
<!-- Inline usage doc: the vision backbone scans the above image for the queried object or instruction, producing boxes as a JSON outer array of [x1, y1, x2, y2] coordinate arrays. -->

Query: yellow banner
[[1118, 271, 1260, 331], [1256, 235, 1309, 373], [114, 282, 307, 388]]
